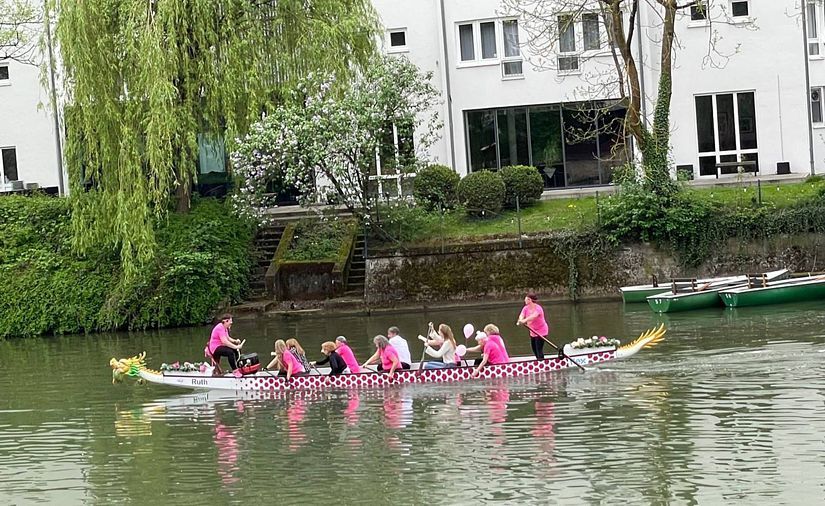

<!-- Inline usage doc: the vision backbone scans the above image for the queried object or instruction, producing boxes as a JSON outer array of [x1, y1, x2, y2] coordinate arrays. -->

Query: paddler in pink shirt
[[206, 313, 243, 372], [471, 331, 508, 378], [335, 336, 361, 373], [265, 339, 306, 380], [362, 335, 402, 379], [517, 291, 549, 360]]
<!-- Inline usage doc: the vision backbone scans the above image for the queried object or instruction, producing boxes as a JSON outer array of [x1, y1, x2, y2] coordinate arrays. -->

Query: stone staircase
[[248, 224, 285, 299], [343, 233, 366, 298]]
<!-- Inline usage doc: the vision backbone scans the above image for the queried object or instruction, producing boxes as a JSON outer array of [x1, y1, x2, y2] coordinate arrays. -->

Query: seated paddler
[[206, 313, 243, 372]]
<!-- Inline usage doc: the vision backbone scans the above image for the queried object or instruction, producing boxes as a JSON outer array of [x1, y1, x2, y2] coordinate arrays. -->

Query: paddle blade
[[455, 344, 467, 357], [463, 323, 475, 339]]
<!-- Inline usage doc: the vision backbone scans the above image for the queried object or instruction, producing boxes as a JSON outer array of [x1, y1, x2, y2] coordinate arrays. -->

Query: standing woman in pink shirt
[[206, 314, 243, 371], [517, 292, 550, 360]]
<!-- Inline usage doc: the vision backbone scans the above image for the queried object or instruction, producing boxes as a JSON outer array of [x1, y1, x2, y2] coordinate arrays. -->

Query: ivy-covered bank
[[0, 196, 253, 338]]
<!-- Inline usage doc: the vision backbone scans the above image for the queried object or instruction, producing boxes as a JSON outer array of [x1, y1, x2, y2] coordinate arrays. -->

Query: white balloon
[[455, 344, 467, 357], [463, 323, 475, 339]]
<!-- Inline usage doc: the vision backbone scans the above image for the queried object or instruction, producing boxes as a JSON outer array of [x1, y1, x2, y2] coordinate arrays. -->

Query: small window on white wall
[[501, 19, 523, 78], [388, 29, 407, 52], [812, 88, 823, 124], [0, 63, 9, 85], [731, 1, 749, 17], [808, 2, 821, 57]]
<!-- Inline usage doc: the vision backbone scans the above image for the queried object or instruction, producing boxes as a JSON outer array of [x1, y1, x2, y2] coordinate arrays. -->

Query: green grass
[[399, 179, 825, 246], [689, 179, 825, 208]]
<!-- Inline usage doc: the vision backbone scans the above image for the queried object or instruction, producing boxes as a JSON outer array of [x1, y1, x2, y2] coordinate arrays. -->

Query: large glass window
[[466, 110, 498, 171], [466, 103, 626, 188], [694, 92, 758, 176]]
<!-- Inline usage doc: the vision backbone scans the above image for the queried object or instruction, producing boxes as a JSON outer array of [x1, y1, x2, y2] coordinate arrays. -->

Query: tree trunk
[[176, 172, 191, 213]]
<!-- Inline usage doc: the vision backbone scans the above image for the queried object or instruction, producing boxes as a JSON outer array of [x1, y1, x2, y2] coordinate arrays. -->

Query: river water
[[1, 300, 824, 504]]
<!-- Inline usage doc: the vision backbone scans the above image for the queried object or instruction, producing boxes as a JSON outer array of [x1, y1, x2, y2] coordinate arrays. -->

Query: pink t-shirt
[[483, 339, 508, 365], [282, 349, 306, 374], [379, 345, 400, 370], [336, 343, 360, 373], [487, 334, 510, 362], [520, 303, 549, 337], [208, 323, 229, 354]]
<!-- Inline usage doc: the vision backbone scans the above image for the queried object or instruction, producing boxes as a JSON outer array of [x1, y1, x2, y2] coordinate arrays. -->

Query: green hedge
[[457, 170, 506, 218], [0, 196, 254, 338], [500, 165, 544, 208], [413, 164, 460, 210]]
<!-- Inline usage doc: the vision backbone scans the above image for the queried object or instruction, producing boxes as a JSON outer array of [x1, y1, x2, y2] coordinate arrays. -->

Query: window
[[480, 22, 497, 59], [558, 15, 576, 53], [1, 147, 18, 183], [558, 15, 578, 72], [0, 63, 9, 85], [691, 2, 708, 21], [583, 13, 601, 50], [808, 2, 821, 57], [812, 88, 823, 124], [388, 29, 407, 52], [694, 92, 758, 176], [502, 19, 523, 78], [459, 24, 475, 61], [731, 1, 749, 17]]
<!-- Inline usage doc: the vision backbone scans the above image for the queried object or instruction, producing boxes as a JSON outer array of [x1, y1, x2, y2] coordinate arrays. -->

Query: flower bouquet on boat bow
[[564, 335, 622, 356]]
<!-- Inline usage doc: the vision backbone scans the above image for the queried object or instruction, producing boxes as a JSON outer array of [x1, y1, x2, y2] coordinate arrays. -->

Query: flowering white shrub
[[231, 56, 441, 223]]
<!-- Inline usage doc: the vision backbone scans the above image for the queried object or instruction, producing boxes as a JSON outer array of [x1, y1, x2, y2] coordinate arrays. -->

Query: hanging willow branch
[[55, 0, 380, 277]]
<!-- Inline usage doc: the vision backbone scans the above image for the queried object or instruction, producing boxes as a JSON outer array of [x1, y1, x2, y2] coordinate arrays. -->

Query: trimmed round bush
[[457, 170, 506, 218], [413, 164, 460, 210], [500, 165, 544, 208]]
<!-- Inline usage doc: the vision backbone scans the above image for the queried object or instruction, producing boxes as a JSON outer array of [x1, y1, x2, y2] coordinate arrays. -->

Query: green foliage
[[0, 196, 254, 338], [457, 171, 506, 218], [371, 202, 439, 243], [500, 165, 544, 208], [285, 219, 353, 261], [57, 0, 380, 276], [413, 164, 460, 210]]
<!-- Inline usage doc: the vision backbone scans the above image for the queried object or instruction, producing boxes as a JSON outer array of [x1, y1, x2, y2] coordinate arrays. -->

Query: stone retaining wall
[[365, 233, 825, 305]]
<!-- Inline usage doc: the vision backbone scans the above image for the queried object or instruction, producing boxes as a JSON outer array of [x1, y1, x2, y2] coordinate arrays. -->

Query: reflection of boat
[[621, 275, 737, 303], [719, 274, 825, 307], [120, 326, 665, 392], [646, 269, 789, 313]]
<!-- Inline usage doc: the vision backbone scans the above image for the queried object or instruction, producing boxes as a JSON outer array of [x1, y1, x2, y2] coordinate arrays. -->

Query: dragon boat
[[110, 325, 666, 392]]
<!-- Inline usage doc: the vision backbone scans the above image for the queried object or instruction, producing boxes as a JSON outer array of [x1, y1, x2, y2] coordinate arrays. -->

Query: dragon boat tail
[[111, 325, 666, 392]]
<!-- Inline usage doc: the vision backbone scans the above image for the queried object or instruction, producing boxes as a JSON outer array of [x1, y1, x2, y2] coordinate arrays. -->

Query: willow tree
[[0, 0, 40, 63], [56, 0, 379, 276]]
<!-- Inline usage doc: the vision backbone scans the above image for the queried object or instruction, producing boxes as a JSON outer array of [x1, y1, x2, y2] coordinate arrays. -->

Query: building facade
[[373, 0, 822, 187], [1, 0, 823, 192]]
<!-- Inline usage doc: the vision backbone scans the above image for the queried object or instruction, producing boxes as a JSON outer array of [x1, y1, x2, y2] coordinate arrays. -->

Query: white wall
[[0, 59, 62, 189]]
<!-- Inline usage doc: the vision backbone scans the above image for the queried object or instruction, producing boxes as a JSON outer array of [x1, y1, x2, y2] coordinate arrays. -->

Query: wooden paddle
[[524, 323, 586, 372]]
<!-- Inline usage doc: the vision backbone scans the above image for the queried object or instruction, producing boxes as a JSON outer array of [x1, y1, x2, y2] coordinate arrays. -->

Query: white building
[[0, 58, 64, 193], [2, 0, 824, 192], [373, 0, 823, 186]]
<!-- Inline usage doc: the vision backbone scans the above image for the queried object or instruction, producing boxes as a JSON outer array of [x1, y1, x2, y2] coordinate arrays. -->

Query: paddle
[[523, 323, 586, 373]]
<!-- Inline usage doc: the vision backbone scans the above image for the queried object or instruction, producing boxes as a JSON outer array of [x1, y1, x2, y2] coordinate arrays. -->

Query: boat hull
[[138, 350, 617, 392], [621, 287, 671, 303], [647, 290, 726, 313], [720, 278, 825, 307]]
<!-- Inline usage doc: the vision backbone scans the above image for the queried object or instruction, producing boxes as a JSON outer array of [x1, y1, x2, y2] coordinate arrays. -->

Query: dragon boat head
[[615, 324, 666, 360], [110, 352, 147, 384]]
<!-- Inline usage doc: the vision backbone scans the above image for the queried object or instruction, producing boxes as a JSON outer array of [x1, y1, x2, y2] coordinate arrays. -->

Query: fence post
[[440, 204, 445, 254], [757, 179, 762, 206], [596, 191, 601, 227], [516, 195, 523, 249]]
